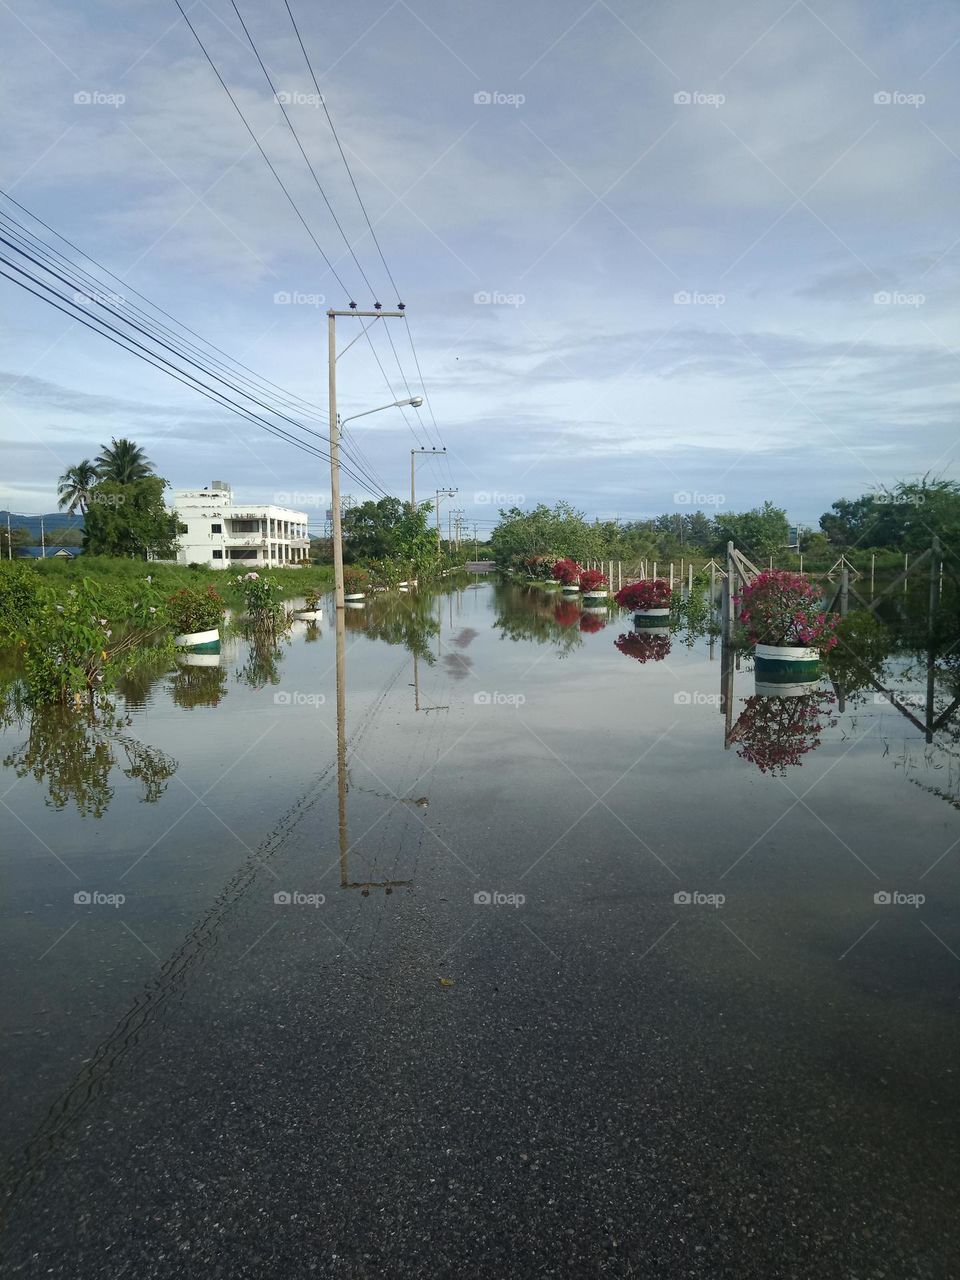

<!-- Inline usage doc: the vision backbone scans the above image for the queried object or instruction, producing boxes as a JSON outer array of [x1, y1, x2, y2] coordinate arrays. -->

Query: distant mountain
[[0, 511, 84, 536]]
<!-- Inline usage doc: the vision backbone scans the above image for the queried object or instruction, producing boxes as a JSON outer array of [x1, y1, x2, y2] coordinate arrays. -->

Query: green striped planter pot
[[582, 589, 608, 602], [754, 643, 820, 685], [561, 584, 580, 594], [755, 678, 820, 698], [174, 627, 220, 653], [633, 608, 670, 629]]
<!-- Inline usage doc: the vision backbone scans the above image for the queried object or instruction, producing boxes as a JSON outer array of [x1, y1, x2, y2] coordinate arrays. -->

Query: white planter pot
[[561, 584, 580, 593], [174, 627, 220, 650], [175, 651, 221, 668], [582, 589, 608, 600], [754, 643, 820, 685], [295, 609, 323, 620], [344, 592, 366, 602]]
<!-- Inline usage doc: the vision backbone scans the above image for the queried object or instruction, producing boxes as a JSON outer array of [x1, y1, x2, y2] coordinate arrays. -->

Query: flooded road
[[1, 580, 958, 1277]]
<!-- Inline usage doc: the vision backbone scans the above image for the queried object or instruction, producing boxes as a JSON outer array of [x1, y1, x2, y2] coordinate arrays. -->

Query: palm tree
[[94, 438, 154, 484], [57, 460, 98, 514]]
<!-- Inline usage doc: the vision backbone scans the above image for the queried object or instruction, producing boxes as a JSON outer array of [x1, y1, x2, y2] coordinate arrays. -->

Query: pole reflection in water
[[334, 600, 412, 895]]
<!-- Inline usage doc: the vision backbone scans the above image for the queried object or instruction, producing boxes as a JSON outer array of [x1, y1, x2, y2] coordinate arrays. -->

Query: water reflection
[[334, 602, 412, 894], [169, 655, 228, 710], [493, 584, 583, 656], [1, 702, 177, 817]]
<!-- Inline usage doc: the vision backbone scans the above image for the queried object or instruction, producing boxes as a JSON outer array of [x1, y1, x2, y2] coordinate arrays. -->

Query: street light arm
[[340, 396, 423, 427]]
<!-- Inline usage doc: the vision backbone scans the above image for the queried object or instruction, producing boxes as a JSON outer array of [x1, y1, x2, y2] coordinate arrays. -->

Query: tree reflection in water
[[169, 659, 228, 710], [1, 697, 178, 817], [493, 585, 583, 657], [344, 591, 440, 661]]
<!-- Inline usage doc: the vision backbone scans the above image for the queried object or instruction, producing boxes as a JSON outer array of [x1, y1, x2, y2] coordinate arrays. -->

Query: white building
[[172, 481, 311, 569]]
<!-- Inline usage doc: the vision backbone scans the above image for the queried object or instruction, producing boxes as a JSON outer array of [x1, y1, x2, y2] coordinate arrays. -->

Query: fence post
[[870, 553, 875, 599], [688, 562, 693, 592], [669, 562, 674, 590], [840, 563, 849, 617], [904, 553, 909, 595]]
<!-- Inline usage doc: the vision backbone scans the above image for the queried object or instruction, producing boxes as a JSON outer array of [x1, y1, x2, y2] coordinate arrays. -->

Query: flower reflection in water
[[730, 690, 837, 775], [614, 632, 671, 663]]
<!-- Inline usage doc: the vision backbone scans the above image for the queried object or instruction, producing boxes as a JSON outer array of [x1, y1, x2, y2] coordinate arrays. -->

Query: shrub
[[736, 570, 838, 649], [16, 576, 169, 706], [166, 585, 225, 634], [579, 569, 608, 592], [0, 562, 41, 631], [614, 579, 672, 611], [235, 572, 285, 631], [343, 566, 369, 593], [552, 558, 582, 586]]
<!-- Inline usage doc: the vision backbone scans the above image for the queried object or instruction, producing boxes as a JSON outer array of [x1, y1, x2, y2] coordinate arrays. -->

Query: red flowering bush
[[614, 579, 672, 611], [552, 558, 582, 586], [614, 632, 671, 662], [730, 692, 837, 775], [579, 569, 608, 592], [736, 571, 838, 649], [553, 599, 581, 627], [579, 611, 606, 633]]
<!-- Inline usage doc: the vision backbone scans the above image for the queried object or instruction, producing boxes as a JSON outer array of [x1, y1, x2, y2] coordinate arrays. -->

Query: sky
[[2, 0, 959, 535]]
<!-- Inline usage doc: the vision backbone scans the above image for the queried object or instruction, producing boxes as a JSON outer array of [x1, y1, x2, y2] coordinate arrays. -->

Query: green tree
[[57, 460, 98, 515], [94, 438, 154, 484], [343, 497, 435, 567], [83, 477, 182, 559], [713, 502, 790, 558], [489, 502, 605, 567]]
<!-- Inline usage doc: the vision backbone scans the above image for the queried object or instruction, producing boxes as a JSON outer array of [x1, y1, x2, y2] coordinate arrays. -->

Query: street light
[[340, 396, 422, 427]]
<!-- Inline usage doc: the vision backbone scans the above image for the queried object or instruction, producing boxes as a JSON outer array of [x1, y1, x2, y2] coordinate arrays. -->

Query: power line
[[227, 0, 378, 302], [170, 0, 357, 303], [0, 253, 388, 497], [277, 0, 448, 461], [0, 187, 331, 423]]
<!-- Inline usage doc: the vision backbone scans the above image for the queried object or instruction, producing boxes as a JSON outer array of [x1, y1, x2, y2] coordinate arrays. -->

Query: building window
[[212, 550, 223, 559], [211, 522, 222, 533]]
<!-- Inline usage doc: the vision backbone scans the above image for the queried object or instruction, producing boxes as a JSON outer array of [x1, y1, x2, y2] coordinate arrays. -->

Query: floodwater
[[1, 579, 958, 1278]]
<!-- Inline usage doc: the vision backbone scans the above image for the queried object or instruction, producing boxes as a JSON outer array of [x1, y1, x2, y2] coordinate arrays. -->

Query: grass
[[26, 556, 334, 603]]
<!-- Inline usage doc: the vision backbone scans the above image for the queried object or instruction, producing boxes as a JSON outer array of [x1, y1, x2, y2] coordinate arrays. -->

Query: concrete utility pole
[[327, 308, 408, 610], [435, 489, 456, 554], [410, 446, 445, 512]]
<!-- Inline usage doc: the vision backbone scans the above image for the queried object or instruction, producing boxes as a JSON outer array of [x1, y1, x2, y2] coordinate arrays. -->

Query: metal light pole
[[327, 307, 409, 609]]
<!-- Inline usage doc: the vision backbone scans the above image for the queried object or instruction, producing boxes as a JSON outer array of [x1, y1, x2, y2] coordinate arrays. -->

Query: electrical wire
[[0, 187, 332, 423], [0, 253, 390, 497], [171, 0, 357, 303]]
